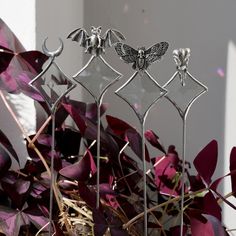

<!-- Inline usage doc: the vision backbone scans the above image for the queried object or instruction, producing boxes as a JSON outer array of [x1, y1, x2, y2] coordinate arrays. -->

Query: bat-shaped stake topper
[[114, 42, 169, 70], [67, 26, 125, 56]]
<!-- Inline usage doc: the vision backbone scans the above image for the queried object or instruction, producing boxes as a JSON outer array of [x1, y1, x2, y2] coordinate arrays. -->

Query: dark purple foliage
[[126, 129, 150, 162], [0, 19, 234, 236], [154, 151, 181, 196], [203, 191, 222, 221], [193, 140, 218, 185], [0, 19, 48, 97], [59, 150, 96, 182], [0, 206, 29, 236], [145, 129, 166, 154], [0, 146, 12, 177], [0, 129, 19, 164], [230, 147, 236, 196]]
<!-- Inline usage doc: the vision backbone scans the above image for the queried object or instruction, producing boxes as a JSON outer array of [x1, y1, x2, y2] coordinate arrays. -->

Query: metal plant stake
[[114, 41, 169, 236], [67, 26, 125, 209], [29, 39, 76, 235], [163, 48, 208, 236]]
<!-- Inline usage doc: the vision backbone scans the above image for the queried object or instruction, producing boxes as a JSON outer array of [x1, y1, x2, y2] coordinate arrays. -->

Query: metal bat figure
[[114, 42, 169, 70], [67, 26, 125, 56]]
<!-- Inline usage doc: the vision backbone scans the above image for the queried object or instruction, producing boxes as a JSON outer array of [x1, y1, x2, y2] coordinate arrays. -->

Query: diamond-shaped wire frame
[[163, 71, 207, 118], [73, 55, 122, 103], [115, 70, 167, 123], [29, 59, 76, 113]]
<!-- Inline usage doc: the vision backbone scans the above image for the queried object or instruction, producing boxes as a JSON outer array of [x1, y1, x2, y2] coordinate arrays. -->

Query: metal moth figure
[[114, 42, 169, 70], [67, 26, 125, 56]]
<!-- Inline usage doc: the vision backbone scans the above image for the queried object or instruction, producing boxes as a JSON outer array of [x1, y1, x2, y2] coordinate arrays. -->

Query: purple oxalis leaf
[[93, 209, 107, 236], [59, 150, 96, 182], [106, 115, 134, 137], [78, 183, 97, 209], [126, 129, 150, 162], [0, 19, 48, 95], [193, 140, 218, 186], [230, 147, 236, 197], [203, 191, 222, 221], [86, 102, 108, 120], [1, 177, 31, 209], [190, 215, 215, 236], [170, 225, 188, 236], [0, 130, 19, 165], [0, 146, 12, 177], [23, 206, 49, 231], [154, 152, 181, 196], [145, 129, 166, 154], [0, 206, 29, 236], [0, 47, 14, 74], [62, 103, 87, 135]]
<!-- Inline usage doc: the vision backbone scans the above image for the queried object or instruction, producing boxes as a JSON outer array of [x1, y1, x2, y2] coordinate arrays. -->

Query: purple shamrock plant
[[0, 19, 235, 235]]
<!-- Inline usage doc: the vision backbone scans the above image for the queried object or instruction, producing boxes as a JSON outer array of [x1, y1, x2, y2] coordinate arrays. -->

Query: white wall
[[1, 0, 236, 231], [83, 0, 236, 231], [224, 41, 236, 233], [0, 0, 36, 167], [35, 0, 84, 127]]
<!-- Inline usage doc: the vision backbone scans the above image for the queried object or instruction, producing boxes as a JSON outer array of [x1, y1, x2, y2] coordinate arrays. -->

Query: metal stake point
[[29, 38, 76, 235], [163, 48, 207, 236]]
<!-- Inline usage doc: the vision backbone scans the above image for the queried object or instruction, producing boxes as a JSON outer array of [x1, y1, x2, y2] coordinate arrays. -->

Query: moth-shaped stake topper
[[67, 26, 125, 56], [114, 41, 169, 70]]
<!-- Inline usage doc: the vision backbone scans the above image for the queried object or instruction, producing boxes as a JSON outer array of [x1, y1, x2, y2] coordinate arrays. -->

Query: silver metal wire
[[49, 112, 56, 235], [96, 100, 101, 209], [28, 38, 76, 235], [141, 121, 148, 236], [115, 70, 167, 236], [163, 48, 208, 236], [72, 54, 122, 209]]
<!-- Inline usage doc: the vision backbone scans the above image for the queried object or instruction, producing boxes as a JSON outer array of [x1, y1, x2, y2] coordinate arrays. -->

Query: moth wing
[[146, 42, 169, 64], [103, 29, 125, 48], [114, 43, 138, 64], [67, 28, 88, 48]]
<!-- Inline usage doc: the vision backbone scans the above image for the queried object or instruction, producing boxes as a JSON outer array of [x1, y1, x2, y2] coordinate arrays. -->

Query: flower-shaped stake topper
[[29, 39, 76, 235], [67, 26, 125, 209], [163, 48, 207, 236], [114, 42, 168, 236]]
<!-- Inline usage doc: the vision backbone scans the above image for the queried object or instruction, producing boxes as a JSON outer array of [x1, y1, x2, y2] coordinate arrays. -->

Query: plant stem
[[30, 115, 52, 144], [217, 191, 234, 204], [0, 91, 72, 234], [123, 187, 206, 230]]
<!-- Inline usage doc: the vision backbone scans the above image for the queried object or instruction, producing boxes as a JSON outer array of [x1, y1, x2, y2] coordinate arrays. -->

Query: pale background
[[0, 0, 236, 232]]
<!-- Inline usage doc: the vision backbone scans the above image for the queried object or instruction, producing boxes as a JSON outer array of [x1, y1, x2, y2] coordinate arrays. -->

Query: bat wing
[[103, 29, 125, 48], [114, 43, 138, 64], [67, 28, 88, 47], [145, 42, 169, 65]]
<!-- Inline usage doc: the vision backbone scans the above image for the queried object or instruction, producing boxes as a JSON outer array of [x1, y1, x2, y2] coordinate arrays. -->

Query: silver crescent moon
[[42, 38, 64, 57]]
